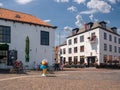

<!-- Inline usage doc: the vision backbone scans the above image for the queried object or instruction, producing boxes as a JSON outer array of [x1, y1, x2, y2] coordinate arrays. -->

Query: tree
[[25, 36, 30, 62]]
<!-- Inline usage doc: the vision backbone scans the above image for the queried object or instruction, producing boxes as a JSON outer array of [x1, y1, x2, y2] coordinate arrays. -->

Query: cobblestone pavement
[[0, 68, 120, 90]]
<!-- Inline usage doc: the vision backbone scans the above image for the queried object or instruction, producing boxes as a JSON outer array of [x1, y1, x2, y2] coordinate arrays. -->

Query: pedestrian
[[60, 63, 64, 70], [19, 61, 23, 72]]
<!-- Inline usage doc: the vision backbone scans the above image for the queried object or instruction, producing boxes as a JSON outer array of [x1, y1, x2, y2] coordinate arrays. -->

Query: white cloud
[[89, 14, 98, 21], [75, 15, 84, 27], [0, 3, 3, 7], [105, 20, 110, 24], [89, 14, 94, 21], [15, 0, 33, 5], [54, 0, 69, 3], [80, 9, 96, 14], [118, 28, 120, 34], [73, 0, 86, 4], [87, 0, 111, 13], [67, 6, 77, 12], [108, 0, 120, 4], [44, 20, 51, 23], [64, 26, 73, 31], [80, 0, 111, 14], [108, 0, 117, 4]]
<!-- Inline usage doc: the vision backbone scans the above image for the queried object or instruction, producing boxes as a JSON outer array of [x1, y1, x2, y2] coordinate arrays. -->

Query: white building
[[0, 8, 57, 69], [60, 21, 120, 67]]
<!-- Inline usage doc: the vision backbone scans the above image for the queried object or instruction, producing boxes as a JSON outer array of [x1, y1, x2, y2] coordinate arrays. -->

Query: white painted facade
[[60, 22, 120, 66], [0, 20, 56, 69]]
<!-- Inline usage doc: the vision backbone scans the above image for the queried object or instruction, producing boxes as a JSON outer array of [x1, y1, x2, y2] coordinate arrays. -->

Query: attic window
[[15, 14, 21, 18]]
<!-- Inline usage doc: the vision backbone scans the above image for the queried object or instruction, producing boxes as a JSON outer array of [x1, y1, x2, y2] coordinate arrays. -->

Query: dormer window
[[84, 22, 93, 30], [99, 21, 107, 28], [15, 14, 21, 18]]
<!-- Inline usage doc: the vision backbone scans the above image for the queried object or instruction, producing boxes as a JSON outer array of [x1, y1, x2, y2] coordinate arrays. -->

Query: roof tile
[[0, 8, 53, 28]]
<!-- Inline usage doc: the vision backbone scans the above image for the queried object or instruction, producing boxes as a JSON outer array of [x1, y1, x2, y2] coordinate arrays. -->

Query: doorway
[[87, 56, 96, 67]]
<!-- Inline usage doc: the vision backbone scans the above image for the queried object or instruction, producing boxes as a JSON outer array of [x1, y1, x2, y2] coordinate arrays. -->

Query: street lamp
[[57, 27, 72, 64], [58, 26, 72, 46]]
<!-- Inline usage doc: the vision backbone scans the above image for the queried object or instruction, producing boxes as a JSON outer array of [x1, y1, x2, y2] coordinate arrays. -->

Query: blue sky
[[0, 0, 120, 45]]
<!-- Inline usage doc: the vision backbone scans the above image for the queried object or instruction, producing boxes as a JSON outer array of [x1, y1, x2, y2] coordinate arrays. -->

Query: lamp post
[[58, 27, 72, 46], [57, 27, 72, 64]]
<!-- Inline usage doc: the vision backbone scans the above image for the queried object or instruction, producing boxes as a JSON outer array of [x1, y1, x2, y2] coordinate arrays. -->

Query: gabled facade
[[59, 21, 120, 67], [0, 8, 57, 69]]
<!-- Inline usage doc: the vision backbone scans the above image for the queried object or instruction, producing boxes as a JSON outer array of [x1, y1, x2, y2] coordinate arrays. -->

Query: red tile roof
[[0, 8, 56, 28]]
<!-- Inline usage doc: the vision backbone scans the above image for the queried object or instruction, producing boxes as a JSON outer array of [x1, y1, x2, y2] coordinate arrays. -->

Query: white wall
[[60, 27, 120, 65], [0, 20, 55, 69], [60, 28, 100, 64], [99, 28, 120, 63]]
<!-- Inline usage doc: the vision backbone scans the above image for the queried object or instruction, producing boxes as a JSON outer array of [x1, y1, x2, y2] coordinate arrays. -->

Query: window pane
[[80, 35, 84, 42], [104, 32, 107, 40], [41, 31, 49, 45], [0, 26, 11, 43], [80, 46, 84, 52]]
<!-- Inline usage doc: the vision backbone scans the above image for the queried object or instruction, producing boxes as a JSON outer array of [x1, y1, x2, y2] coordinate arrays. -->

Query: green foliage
[[25, 36, 30, 62], [0, 43, 9, 50]]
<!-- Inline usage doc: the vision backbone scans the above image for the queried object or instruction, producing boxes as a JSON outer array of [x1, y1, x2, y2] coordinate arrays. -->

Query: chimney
[[84, 22, 93, 30]]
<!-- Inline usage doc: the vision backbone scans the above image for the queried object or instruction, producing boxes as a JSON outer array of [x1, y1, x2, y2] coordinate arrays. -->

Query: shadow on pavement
[[0, 69, 27, 74]]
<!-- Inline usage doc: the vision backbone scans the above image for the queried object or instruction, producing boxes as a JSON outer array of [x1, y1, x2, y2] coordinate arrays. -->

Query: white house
[[0, 8, 57, 69], [59, 21, 120, 67]]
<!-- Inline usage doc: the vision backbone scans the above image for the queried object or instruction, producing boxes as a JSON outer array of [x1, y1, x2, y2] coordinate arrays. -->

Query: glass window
[[118, 38, 120, 44], [41, 31, 49, 45], [103, 55, 107, 63], [68, 57, 72, 65], [68, 39, 72, 45], [80, 56, 84, 64], [114, 46, 117, 53], [109, 45, 112, 52], [68, 48, 72, 54], [60, 49, 62, 54], [104, 43, 107, 51], [104, 32, 107, 40], [80, 46, 84, 52], [114, 36, 117, 43], [63, 48, 66, 54], [80, 35, 84, 42], [74, 38, 77, 44], [74, 56, 78, 65], [74, 47, 77, 53], [109, 34, 112, 41], [0, 26, 11, 43], [119, 47, 120, 53]]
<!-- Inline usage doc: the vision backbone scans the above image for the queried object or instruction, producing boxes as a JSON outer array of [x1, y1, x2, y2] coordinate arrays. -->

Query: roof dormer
[[15, 14, 21, 18], [72, 28, 79, 35], [111, 27, 117, 33], [99, 21, 107, 28]]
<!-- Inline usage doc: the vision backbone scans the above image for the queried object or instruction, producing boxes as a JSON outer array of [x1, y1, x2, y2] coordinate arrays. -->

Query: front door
[[87, 56, 95, 67]]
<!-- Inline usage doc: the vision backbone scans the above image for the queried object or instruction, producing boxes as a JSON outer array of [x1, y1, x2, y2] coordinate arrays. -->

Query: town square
[[0, 0, 120, 90], [0, 68, 120, 90]]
